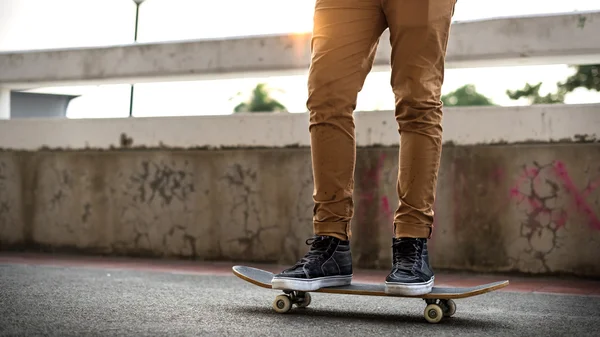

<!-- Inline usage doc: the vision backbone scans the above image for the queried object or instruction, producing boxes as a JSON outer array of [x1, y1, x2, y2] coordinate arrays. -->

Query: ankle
[[315, 233, 349, 242], [395, 237, 426, 242]]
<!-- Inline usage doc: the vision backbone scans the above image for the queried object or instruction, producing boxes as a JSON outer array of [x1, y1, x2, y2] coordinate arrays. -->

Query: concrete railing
[[0, 104, 599, 150], [1, 11, 599, 119], [1, 11, 599, 91]]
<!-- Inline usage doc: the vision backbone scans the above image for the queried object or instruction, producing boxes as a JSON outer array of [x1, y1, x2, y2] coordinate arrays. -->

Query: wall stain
[[510, 162, 565, 272], [222, 163, 276, 257], [0, 161, 9, 238], [509, 160, 600, 272], [279, 161, 314, 264], [0, 161, 6, 181], [577, 15, 587, 29], [117, 159, 197, 257], [355, 151, 386, 268], [552, 161, 600, 230], [163, 225, 197, 258], [130, 161, 195, 206], [120, 133, 134, 148], [450, 152, 509, 270], [49, 167, 71, 210], [81, 203, 92, 223]]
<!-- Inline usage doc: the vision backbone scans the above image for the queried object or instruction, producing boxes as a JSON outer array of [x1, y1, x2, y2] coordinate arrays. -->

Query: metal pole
[[128, 2, 141, 117]]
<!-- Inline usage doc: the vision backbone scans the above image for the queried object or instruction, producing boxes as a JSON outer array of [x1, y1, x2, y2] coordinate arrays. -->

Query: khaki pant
[[308, 0, 457, 241]]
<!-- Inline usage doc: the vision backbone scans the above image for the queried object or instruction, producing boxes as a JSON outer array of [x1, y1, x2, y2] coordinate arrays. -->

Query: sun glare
[[286, 3, 314, 34]]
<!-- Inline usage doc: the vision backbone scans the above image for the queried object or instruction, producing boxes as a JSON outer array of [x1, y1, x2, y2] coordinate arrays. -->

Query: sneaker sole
[[272, 275, 353, 291], [384, 277, 434, 296]]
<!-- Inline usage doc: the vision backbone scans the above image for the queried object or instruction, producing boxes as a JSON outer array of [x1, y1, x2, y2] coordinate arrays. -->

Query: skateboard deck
[[232, 265, 509, 323]]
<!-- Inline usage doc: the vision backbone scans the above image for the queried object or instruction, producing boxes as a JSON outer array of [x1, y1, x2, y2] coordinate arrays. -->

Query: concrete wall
[[1, 143, 599, 277]]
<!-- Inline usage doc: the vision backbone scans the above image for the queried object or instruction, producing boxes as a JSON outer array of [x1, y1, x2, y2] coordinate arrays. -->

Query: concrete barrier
[[1, 104, 599, 150], [1, 142, 599, 277], [1, 11, 599, 89]]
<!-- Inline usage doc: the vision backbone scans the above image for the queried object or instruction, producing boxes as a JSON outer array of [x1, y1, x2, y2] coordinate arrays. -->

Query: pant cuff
[[394, 222, 432, 239], [314, 221, 350, 241]]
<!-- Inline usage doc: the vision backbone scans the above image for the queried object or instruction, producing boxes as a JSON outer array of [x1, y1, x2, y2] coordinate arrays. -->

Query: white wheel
[[272, 295, 292, 314], [424, 304, 444, 324], [297, 293, 312, 308], [441, 299, 456, 317]]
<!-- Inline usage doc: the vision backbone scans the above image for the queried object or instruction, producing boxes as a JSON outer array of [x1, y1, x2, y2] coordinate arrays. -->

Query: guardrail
[[0, 11, 599, 142], [0, 104, 598, 150], [1, 11, 599, 88]]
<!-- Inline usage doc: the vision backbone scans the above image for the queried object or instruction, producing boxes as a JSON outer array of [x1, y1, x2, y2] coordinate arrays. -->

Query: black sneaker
[[384, 237, 434, 296], [271, 235, 353, 291]]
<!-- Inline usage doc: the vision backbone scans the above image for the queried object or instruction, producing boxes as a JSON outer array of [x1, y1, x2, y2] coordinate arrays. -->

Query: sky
[[0, 0, 599, 118]]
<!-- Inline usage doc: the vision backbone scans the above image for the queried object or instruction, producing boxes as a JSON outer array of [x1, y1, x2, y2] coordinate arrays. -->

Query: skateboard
[[232, 265, 509, 324]]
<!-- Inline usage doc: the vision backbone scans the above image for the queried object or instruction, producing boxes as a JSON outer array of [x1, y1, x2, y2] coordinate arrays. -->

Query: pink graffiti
[[510, 161, 600, 231], [509, 167, 541, 199], [552, 161, 600, 230], [360, 154, 386, 203], [361, 154, 393, 218], [490, 167, 505, 185], [381, 195, 393, 220], [451, 161, 467, 230], [357, 153, 394, 224]]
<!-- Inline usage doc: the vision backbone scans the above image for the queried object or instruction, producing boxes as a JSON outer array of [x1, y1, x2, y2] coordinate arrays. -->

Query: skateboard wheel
[[296, 293, 311, 308], [440, 299, 456, 317], [272, 295, 292, 314], [424, 304, 443, 324]]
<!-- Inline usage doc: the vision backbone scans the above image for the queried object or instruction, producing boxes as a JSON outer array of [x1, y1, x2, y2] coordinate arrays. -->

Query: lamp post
[[129, 0, 146, 117]]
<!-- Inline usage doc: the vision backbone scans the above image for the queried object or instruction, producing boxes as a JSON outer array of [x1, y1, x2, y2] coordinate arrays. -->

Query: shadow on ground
[[227, 305, 508, 328]]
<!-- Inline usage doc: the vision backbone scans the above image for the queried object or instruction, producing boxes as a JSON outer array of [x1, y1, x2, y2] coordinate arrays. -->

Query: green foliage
[[233, 83, 287, 113], [507, 64, 600, 105], [506, 82, 565, 104], [441, 84, 495, 106], [557, 64, 600, 93], [231, 65, 600, 111]]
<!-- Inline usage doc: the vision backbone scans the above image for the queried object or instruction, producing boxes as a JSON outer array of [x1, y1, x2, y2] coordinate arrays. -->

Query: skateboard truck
[[422, 298, 457, 323], [273, 290, 455, 323], [273, 290, 312, 313]]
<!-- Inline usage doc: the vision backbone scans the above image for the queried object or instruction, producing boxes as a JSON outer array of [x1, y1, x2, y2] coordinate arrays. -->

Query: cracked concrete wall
[[432, 145, 600, 276], [0, 144, 599, 277], [0, 153, 24, 246]]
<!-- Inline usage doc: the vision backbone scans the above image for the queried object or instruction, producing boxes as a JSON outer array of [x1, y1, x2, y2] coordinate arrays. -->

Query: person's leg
[[272, 0, 387, 292], [383, 0, 457, 296]]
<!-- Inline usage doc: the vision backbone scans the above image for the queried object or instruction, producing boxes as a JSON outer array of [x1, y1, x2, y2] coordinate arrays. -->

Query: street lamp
[[129, 0, 146, 117]]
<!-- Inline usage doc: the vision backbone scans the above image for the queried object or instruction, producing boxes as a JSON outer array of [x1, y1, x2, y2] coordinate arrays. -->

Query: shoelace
[[289, 236, 330, 268], [392, 239, 422, 271]]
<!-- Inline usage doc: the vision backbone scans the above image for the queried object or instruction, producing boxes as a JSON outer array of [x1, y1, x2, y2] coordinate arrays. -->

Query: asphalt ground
[[1, 256, 599, 336]]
